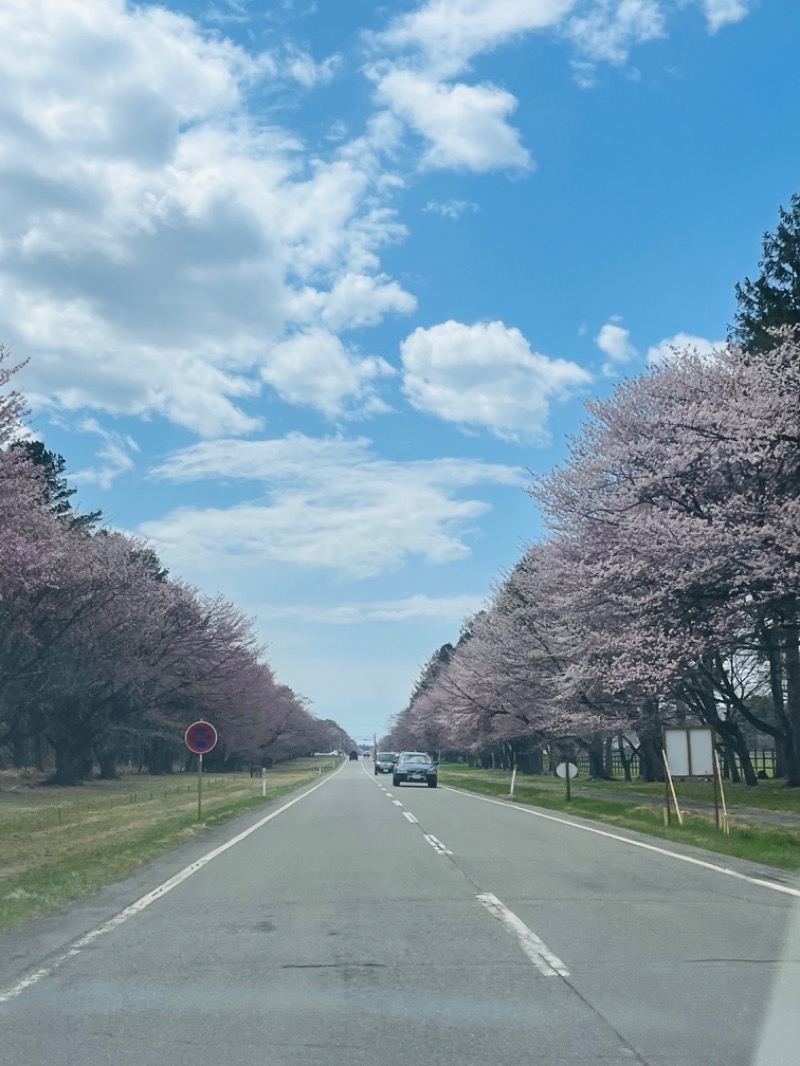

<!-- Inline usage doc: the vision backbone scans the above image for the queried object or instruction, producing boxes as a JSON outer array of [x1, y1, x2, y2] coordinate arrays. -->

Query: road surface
[[1, 759, 798, 1065]]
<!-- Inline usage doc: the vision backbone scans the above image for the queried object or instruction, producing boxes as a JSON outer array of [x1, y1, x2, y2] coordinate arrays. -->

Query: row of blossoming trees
[[386, 332, 800, 786], [0, 351, 350, 784]]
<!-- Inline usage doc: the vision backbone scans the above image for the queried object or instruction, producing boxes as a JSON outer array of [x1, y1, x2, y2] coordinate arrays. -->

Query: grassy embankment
[[0, 757, 339, 934], [438, 764, 800, 872]]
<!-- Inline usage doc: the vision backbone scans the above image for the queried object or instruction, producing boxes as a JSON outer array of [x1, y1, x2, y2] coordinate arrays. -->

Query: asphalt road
[[1, 759, 798, 1065]]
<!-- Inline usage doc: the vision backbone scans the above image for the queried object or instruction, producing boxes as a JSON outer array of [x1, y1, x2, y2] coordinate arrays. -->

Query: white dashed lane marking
[[477, 893, 570, 978], [423, 833, 452, 855]]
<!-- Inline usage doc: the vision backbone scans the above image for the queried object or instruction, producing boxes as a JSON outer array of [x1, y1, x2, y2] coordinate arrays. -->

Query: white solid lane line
[[403, 811, 418, 824], [0, 760, 347, 1005], [477, 893, 570, 978], [443, 786, 800, 901]]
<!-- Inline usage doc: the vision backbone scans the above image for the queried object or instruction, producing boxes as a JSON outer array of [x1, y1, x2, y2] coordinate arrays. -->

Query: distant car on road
[[393, 751, 438, 788], [374, 751, 398, 775], [348, 750, 359, 761]]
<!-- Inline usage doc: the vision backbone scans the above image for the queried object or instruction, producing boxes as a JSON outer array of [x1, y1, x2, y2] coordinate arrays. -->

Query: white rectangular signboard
[[664, 727, 715, 777]]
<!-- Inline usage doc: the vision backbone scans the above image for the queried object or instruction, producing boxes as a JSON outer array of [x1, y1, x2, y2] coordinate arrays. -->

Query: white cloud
[[595, 320, 638, 373], [376, 0, 752, 80], [370, 0, 756, 172], [424, 200, 480, 220], [400, 320, 592, 442], [570, 59, 600, 88], [71, 417, 140, 490], [700, 0, 751, 33], [283, 46, 340, 88], [146, 433, 525, 578], [646, 331, 724, 366], [0, 0, 757, 435], [566, 0, 666, 68], [376, 0, 576, 78], [259, 593, 485, 625], [289, 273, 417, 332], [374, 70, 531, 172], [261, 329, 395, 417], [0, 0, 412, 434], [372, 0, 752, 108], [369, 2, 568, 174]]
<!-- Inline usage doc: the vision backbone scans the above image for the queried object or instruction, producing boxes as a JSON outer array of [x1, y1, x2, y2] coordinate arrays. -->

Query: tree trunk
[[587, 735, 613, 780], [639, 735, 665, 783], [518, 749, 543, 775], [763, 622, 792, 782], [686, 665, 758, 786], [603, 736, 614, 778], [723, 744, 741, 783], [146, 737, 177, 775], [731, 732, 759, 787], [11, 737, 30, 769], [617, 734, 633, 782], [95, 746, 118, 780], [33, 733, 46, 773], [782, 619, 800, 787], [50, 733, 92, 786], [775, 737, 787, 780]]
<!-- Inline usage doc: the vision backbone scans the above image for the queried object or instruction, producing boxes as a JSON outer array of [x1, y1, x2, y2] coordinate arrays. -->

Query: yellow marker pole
[[662, 750, 684, 826], [714, 751, 730, 835]]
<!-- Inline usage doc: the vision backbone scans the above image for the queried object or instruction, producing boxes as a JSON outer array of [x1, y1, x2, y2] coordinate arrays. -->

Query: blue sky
[[2, 0, 797, 744]]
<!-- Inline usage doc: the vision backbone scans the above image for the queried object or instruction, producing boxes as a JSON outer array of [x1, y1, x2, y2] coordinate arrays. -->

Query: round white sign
[[556, 761, 578, 780]]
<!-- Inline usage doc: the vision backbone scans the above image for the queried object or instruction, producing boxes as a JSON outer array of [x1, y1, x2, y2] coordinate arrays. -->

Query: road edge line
[[441, 785, 800, 900], [0, 759, 347, 1004]]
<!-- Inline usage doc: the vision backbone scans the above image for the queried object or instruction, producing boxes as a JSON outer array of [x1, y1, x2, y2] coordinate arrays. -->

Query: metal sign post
[[556, 761, 578, 802], [185, 720, 218, 822]]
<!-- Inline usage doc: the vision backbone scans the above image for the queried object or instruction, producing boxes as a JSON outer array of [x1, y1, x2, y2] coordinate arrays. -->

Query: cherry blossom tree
[[532, 332, 800, 783], [0, 353, 337, 781], [395, 333, 800, 785]]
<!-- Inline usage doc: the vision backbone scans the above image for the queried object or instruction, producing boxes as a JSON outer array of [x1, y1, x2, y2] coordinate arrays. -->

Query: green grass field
[[438, 766, 800, 872], [439, 763, 800, 812], [0, 757, 339, 934]]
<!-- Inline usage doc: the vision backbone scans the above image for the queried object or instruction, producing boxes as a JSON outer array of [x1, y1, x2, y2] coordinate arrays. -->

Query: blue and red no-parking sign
[[185, 720, 218, 754]]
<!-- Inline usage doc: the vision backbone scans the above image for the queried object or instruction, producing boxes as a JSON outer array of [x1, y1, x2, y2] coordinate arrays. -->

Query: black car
[[374, 751, 398, 775], [348, 750, 359, 761], [393, 752, 438, 788]]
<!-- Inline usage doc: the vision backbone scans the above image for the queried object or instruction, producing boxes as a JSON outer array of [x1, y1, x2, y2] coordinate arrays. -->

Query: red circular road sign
[[185, 720, 218, 754]]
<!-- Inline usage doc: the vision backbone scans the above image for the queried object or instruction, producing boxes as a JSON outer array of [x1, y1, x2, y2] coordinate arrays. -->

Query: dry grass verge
[[0, 759, 338, 933]]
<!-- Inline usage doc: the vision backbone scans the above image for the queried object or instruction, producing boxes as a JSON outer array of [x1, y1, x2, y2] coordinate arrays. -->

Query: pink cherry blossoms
[[387, 333, 800, 785], [0, 348, 348, 784]]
